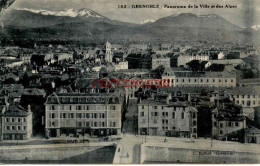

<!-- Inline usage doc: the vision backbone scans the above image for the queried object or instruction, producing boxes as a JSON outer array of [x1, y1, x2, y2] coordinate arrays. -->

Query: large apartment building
[[0, 104, 33, 141], [161, 68, 236, 88], [228, 86, 260, 108], [212, 107, 246, 141], [138, 93, 198, 138], [45, 92, 122, 137]]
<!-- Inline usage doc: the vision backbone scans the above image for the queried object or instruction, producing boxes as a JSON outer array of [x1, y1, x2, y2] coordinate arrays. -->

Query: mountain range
[[0, 8, 259, 44]]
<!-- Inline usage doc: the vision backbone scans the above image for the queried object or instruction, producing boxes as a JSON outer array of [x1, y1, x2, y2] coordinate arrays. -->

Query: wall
[[141, 145, 260, 164]]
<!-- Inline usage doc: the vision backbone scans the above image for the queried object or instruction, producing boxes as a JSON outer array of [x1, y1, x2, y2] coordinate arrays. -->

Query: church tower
[[105, 41, 112, 62]]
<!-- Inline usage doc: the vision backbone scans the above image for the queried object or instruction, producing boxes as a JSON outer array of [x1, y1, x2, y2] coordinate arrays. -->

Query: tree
[[187, 60, 200, 71]]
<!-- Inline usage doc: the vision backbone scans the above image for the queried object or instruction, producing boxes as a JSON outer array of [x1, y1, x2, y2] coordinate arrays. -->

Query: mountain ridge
[[1, 8, 259, 44]]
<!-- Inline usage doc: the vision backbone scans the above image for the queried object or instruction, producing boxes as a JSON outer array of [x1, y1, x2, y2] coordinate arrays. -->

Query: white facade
[[177, 54, 209, 67], [115, 61, 128, 71]]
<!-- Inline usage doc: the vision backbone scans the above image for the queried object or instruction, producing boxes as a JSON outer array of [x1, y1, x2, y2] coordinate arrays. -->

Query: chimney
[[139, 97, 142, 104], [187, 93, 191, 102], [5, 96, 9, 111], [168, 93, 172, 100], [28, 105, 32, 114]]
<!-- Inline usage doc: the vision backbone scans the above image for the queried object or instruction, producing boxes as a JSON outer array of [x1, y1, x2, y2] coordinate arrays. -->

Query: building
[[212, 107, 246, 141], [0, 104, 33, 140], [151, 54, 170, 69], [245, 126, 260, 144], [45, 92, 122, 137], [138, 93, 198, 138], [174, 71, 236, 88], [228, 86, 260, 108], [161, 67, 176, 87], [177, 54, 209, 67], [114, 61, 128, 71]]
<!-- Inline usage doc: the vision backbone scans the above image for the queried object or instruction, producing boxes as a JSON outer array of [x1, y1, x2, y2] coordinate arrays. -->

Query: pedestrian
[[164, 138, 167, 142]]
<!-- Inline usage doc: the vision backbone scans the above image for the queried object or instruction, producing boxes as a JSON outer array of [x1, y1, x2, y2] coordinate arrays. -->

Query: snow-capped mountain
[[251, 25, 260, 31], [141, 19, 155, 24], [16, 8, 103, 18]]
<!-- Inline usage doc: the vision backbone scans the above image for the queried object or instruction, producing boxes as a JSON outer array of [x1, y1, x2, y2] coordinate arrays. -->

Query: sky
[[9, 0, 260, 27]]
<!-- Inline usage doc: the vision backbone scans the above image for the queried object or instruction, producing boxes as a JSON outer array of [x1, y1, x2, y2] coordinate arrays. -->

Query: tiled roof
[[228, 86, 260, 95], [45, 93, 121, 105], [174, 71, 235, 78], [3, 105, 28, 117]]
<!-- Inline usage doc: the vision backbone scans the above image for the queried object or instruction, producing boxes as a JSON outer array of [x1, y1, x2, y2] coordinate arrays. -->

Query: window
[[102, 122, 105, 127], [162, 119, 165, 124], [76, 105, 82, 110], [192, 113, 196, 118], [231, 79, 233, 82], [165, 120, 168, 124], [110, 106, 116, 110], [181, 112, 184, 119], [141, 112, 144, 116], [219, 79, 221, 83], [76, 113, 82, 119], [194, 79, 197, 82], [154, 112, 158, 116], [18, 118, 21, 123], [94, 122, 97, 127], [248, 95, 250, 99], [220, 123, 223, 128], [172, 112, 176, 119], [237, 95, 239, 98], [162, 106, 164, 110], [188, 79, 190, 82], [207, 79, 209, 82], [193, 128, 197, 133], [242, 95, 245, 99], [12, 126, 15, 130], [86, 122, 90, 127], [62, 113, 66, 118], [94, 113, 98, 119], [214, 122, 217, 127], [102, 113, 105, 119], [142, 105, 144, 109], [5, 118, 9, 123], [18, 126, 21, 130], [51, 113, 55, 119], [154, 106, 158, 109], [201, 79, 203, 82], [165, 112, 168, 117], [235, 122, 239, 127], [11, 118, 15, 122], [213, 79, 215, 82], [6, 126, 10, 130], [220, 130, 223, 135], [70, 113, 74, 118], [86, 113, 90, 118], [228, 122, 232, 127], [225, 79, 227, 83]]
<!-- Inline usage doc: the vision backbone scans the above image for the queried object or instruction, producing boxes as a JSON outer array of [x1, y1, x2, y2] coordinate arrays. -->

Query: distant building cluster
[[0, 40, 260, 145]]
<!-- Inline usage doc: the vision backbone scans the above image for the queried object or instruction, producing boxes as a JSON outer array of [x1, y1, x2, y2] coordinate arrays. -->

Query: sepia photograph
[[0, 0, 260, 164]]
